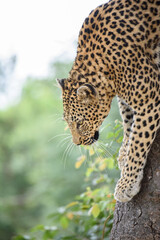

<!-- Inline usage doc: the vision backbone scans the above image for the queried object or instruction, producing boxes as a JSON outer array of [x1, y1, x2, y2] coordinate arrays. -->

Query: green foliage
[[13, 120, 123, 240], [0, 60, 123, 240]]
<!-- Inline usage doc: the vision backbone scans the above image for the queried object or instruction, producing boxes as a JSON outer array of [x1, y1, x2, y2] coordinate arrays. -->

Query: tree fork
[[110, 129, 160, 240]]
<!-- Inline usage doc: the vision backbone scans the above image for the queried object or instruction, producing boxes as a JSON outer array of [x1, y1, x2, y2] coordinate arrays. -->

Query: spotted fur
[[58, 0, 160, 202]]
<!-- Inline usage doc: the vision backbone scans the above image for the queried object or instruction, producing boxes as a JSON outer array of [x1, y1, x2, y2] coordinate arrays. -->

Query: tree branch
[[110, 129, 160, 240]]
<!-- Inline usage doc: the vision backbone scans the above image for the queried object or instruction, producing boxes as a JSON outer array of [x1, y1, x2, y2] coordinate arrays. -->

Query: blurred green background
[[0, 58, 121, 240]]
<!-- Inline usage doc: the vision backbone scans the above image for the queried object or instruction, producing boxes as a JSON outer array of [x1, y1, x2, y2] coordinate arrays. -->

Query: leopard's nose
[[93, 131, 99, 141]]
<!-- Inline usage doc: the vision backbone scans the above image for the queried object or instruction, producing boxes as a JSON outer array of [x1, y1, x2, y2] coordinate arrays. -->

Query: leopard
[[57, 0, 160, 202]]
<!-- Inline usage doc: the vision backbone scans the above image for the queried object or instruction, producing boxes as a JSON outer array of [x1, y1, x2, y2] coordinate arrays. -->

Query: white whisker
[[63, 141, 74, 169], [57, 135, 72, 148], [93, 142, 104, 163], [48, 133, 70, 143], [97, 141, 115, 158]]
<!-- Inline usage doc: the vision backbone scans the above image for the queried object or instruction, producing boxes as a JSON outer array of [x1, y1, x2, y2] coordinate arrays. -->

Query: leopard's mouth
[[74, 130, 99, 146]]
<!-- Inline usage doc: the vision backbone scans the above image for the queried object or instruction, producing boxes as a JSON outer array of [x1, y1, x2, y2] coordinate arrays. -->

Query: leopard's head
[[58, 72, 114, 145]]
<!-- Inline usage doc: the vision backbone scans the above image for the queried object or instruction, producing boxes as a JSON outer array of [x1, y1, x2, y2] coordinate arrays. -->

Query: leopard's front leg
[[118, 98, 134, 170], [115, 108, 160, 202]]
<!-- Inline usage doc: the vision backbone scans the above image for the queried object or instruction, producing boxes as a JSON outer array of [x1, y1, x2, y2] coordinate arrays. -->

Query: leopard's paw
[[114, 177, 141, 202]]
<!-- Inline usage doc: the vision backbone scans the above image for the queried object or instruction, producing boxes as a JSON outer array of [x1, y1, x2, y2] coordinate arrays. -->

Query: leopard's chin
[[80, 131, 99, 146]]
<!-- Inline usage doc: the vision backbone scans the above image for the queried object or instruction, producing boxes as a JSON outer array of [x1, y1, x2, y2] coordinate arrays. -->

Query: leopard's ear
[[57, 78, 66, 90], [77, 84, 98, 104]]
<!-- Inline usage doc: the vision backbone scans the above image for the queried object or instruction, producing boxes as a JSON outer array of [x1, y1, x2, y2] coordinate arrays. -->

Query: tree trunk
[[110, 129, 160, 240]]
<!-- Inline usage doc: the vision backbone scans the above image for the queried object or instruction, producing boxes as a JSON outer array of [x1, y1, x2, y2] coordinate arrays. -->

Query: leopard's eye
[[77, 120, 83, 128]]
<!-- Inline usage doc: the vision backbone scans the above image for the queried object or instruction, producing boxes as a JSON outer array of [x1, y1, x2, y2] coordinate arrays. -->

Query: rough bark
[[110, 129, 160, 240]]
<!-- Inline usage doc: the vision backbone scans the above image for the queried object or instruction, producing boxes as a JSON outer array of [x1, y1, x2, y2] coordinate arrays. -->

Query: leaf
[[61, 236, 79, 240], [96, 176, 105, 184], [86, 167, 94, 177], [107, 132, 114, 139], [66, 201, 79, 209], [99, 162, 107, 171], [13, 236, 34, 240], [99, 201, 108, 211], [114, 123, 121, 129], [105, 157, 115, 169], [60, 216, 69, 229], [117, 136, 123, 143], [43, 230, 56, 240], [89, 148, 95, 156], [81, 204, 90, 209], [115, 128, 122, 138], [75, 155, 86, 169], [89, 204, 101, 218], [31, 224, 44, 232]]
